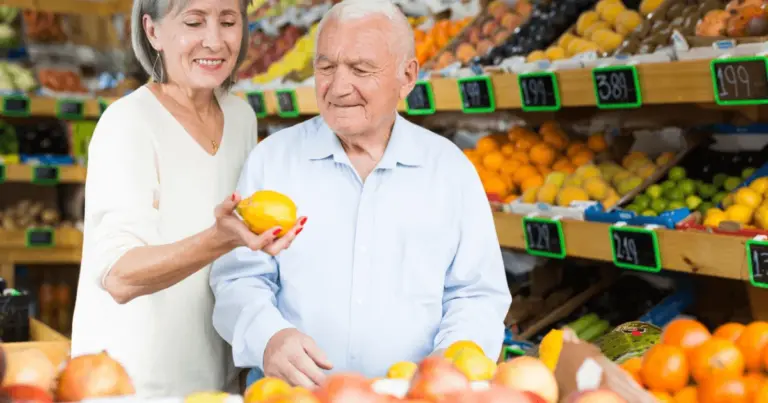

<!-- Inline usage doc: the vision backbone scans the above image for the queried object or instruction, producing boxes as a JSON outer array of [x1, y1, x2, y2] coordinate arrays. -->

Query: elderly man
[[210, 0, 512, 388]]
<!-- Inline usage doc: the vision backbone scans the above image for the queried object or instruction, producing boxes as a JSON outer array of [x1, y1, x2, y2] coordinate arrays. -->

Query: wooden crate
[[4, 318, 71, 367]]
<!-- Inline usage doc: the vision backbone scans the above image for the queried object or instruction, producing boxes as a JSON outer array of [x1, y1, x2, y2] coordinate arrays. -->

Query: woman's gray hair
[[131, 0, 251, 89]]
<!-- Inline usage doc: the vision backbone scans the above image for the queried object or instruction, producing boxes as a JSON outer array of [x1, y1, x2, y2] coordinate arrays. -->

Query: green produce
[[595, 321, 662, 363], [0, 7, 19, 24], [0, 119, 17, 155], [650, 198, 667, 213], [633, 194, 651, 210], [679, 179, 696, 196], [664, 188, 684, 201], [685, 195, 702, 210], [668, 166, 686, 181], [581, 319, 611, 342], [724, 176, 742, 192], [743, 167, 756, 179], [565, 313, 601, 336], [641, 209, 657, 217], [713, 173, 728, 189], [668, 200, 686, 210], [645, 184, 662, 199], [698, 202, 714, 215]]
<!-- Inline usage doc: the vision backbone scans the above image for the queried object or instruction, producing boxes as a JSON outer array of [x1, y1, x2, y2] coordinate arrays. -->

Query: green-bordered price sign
[[457, 76, 495, 114], [518, 71, 561, 112], [1, 94, 30, 117], [0, 164, 5, 184], [747, 239, 768, 288], [32, 165, 60, 186], [275, 89, 300, 118], [711, 56, 768, 106], [56, 98, 85, 120], [522, 216, 565, 259], [592, 65, 642, 109], [246, 91, 267, 118], [98, 98, 109, 116], [405, 81, 435, 115], [25, 227, 54, 248], [609, 226, 661, 272]]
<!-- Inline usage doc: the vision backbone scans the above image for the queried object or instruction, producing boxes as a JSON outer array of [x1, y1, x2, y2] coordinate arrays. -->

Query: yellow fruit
[[750, 177, 768, 195], [615, 10, 643, 35], [722, 194, 734, 208], [557, 186, 590, 207], [545, 172, 567, 188], [592, 29, 624, 53], [622, 151, 647, 169], [596, 0, 624, 14], [527, 50, 548, 62], [599, 2, 626, 24], [576, 11, 601, 36], [387, 362, 418, 379], [538, 329, 564, 372], [583, 21, 612, 39], [445, 340, 485, 360], [611, 170, 632, 187], [617, 176, 643, 196], [483, 151, 505, 172], [537, 183, 560, 204], [563, 175, 584, 187], [703, 214, 725, 228], [558, 33, 577, 49], [706, 207, 726, 218], [244, 377, 292, 403], [583, 177, 609, 200], [735, 187, 763, 209], [756, 206, 768, 229], [452, 349, 497, 381], [575, 164, 602, 180], [635, 163, 657, 180], [639, 0, 664, 15], [544, 46, 566, 61], [725, 204, 753, 224], [522, 186, 540, 204], [237, 190, 298, 237], [655, 152, 675, 166], [603, 193, 620, 209]]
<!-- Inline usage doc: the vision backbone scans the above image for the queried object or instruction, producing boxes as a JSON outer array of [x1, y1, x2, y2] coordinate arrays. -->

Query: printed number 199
[[717, 64, 750, 98]]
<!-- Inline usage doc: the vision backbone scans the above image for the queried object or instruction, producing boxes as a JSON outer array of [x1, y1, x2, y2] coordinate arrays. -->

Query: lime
[[685, 195, 702, 210], [724, 176, 742, 192], [651, 198, 667, 213], [743, 167, 756, 180], [633, 194, 651, 210], [679, 179, 696, 196], [660, 180, 677, 192], [664, 188, 685, 201], [668, 201, 686, 210], [698, 183, 717, 199], [713, 173, 728, 189], [711, 192, 727, 205], [668, 166, 686, 181], [698, 202, 714, 215], [641, 209, 658, 217], [645, 184, 663, 199], [625, 204, 641, 214]]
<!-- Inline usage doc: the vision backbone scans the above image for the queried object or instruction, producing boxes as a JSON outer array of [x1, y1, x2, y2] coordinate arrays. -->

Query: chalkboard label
[[99, 99, 108, 115], [25, 227, 54, 248], [1, 95, 30, 117], [32, 165, 59, 185], [593, 65, 642, 109], [711, 56, 768, 106], [518, 72, 561, 112], [56, 99, 85, 120], [246, 91, 267, 118], [609, 226, 661, 272], [522, 217, 565, 259], [457, 76, 496, 114], [747, 239, 768, 288], [405, 81, 435, 115], [275, 89, 299, 118], [0, 164, 5, 184]]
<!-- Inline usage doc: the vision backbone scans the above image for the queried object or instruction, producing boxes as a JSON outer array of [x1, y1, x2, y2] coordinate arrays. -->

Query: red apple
[[523, 391, 548, 403], [406, 357, 471, 401], [314, 373, 382, 403], [565, 389, 627, 403], [1, 384, 53, 403]]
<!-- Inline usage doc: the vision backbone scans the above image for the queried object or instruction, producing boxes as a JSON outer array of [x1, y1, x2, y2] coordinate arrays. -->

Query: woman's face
[[144, 0, 243, 89]]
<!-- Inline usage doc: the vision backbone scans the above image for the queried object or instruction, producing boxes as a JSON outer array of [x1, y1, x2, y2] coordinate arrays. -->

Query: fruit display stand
[[5, 318, 71, 367]]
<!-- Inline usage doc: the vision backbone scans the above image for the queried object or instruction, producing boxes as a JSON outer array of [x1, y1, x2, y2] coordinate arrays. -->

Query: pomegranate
[[55, 351, 134, 402]]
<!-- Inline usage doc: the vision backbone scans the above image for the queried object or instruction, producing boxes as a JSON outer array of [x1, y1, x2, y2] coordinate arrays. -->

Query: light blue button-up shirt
[[210, 114, 511, 378]]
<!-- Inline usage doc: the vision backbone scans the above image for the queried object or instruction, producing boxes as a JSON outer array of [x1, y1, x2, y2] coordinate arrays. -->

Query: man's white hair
[[314, 0, 416, 69]]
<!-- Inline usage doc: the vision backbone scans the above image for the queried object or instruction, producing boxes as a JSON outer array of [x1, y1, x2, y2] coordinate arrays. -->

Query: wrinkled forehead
[[316, 16, 395, 61], [153, 0, 240, 18]]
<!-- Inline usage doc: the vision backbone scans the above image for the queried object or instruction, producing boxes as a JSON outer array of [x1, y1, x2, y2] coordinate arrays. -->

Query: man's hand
[[264, 328, 333, 388]]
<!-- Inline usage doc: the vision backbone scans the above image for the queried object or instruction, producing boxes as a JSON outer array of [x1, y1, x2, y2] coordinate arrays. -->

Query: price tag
[[1, 95, 30, 117], [275, 89, 299, 118], [405, 81, 435, 115], [246, 91, 267, 118], [32, 165, 59, 185], [609, 226, 661, 272], [592, 65, 642, 109], [747, 239, 768, 288], [56, 99, 85, 120], [518, 71, 561, 112], [25, 227, 54, 248], [711, 56, 768, 106], [522, 217, 565, 259], [457, 76, 496, 114], [0, 164, 5, 184]]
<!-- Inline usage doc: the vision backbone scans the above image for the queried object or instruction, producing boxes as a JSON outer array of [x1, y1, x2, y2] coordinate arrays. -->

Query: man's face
[[314, 16, 414, 137]]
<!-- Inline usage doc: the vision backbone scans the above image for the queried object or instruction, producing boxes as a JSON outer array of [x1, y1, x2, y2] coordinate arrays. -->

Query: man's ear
[[143, 14, 162, 51], [399, 57, 420, 100]]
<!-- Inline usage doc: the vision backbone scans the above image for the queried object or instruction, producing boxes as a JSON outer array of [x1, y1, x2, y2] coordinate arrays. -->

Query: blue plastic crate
[[584, 203, 690, 229]]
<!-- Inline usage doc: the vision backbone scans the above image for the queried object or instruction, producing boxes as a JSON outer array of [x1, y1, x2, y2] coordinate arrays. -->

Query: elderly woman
[[69, 0, 305, 397]]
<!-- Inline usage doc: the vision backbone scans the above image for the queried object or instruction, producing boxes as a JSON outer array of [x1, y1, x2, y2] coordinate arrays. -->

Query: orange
[[244, 377, 292, 403], [515, 137, 537, 152], [652, 391, 674, 402], [542, 132, 568, 151], [566, 142, 586, 158], [521, 175, 544, 193], [500, 159, 522, 178], [475, 136, 499, 155], [698, 376, 749, 403], [500, 143, 516, 157], [536, 164, 552, 177], [512, 165, 539, 185], [570, 149, 595, 166], [744, 372, 766, 399], [509, 151, 531, 164], [713, 323, 746, 343], [736, 321, 768, 372], [482, 175, 510, 199], [552, 157, 573, 172], [662, 318, 711, 353], [444, 340, 485, 360], [503, 194, 519, 204], [689, 338, 745, 384], [529, 143, 556, 166], [237, 190, 298, 237], [640, 344, 689, 394], [508, 126, 535, 142], [483, 151, 505, 172], [587, 133, 608, 152], [538, 121, 561, 135], [754, 380, 768, 403], [673, 386, 698, 403], [619, 357, 643, 386]]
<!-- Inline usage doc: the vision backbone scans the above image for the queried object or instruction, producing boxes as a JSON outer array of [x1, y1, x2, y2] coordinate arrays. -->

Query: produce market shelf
[[0, 95, 114, 119], [0, 228, 82, 264], [493, 212, 747, 281], [2, 164, 87, 184], [3, 0, 131, 15]]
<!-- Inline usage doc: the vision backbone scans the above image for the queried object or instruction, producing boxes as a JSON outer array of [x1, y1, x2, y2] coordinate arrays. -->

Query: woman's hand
[[213, 193, 305, 256]]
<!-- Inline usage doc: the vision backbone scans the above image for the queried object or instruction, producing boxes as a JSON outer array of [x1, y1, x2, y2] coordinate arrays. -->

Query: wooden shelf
[[0, 95, 115, 119], [494, 212, 747, 281], [3, 0, 131, 15], [2, 164, 87, 184], [0, 228, 83, 264]]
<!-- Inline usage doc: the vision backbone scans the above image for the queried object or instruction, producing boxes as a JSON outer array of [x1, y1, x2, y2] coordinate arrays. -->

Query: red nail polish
[[231, 193, 236, 201], [273, 228, 282, 236], [295, 228, 304, 235], [300, 217, 308, 225]]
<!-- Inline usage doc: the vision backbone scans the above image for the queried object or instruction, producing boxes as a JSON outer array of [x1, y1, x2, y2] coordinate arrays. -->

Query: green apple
[[698, 183, 717, 199], [661, 180, 677, 192], [724, 176, 742, 192], [668, 166, 686, 181], [651, 198, 668, 213], [664, 188, 685, 201], [633, 194, 651, 210], [645, 184, 663, 199], [679, 179, 697, 196], [685, 195, 702, 210]]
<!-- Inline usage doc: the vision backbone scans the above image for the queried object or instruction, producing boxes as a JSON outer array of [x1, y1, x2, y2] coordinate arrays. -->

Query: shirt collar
[[306, 114, 424, 168]]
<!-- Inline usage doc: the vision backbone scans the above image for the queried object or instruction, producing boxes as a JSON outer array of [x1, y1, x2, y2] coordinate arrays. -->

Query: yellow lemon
[[750, 177, 768, 195], [387, 361, 418, 379], [725, 204, 753, 224], [237, 190, 298, 237], [186, 392, 231, 403], [444, 340, 485, 360], [244, 377, 292, 403], [452, 349, 497, 381], [735, 187, 763, 210]]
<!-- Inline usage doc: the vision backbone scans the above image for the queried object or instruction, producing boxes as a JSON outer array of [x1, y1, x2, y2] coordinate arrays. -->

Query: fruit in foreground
[[2, 348, 55, 391], [444, 340, 484, 361], [314, 373, 378, 403], [688, 338, 744, 384], [492, 356, 558, 403], [661, 318, 711, 352], [244, 377, 292, 403], [237, 190, 298, 237], [1, 384, 53, 403], [407, 357, 471, 401], [452, 349, 496, 381], [55, 351, 135, 402], [639, 344, 689, 393], [387, 361, 418, 380], [565, 389, 627, 402]]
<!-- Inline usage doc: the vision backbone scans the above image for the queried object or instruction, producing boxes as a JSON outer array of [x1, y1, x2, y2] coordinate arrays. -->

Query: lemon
[[725, 204, 753, 225], [444, 340, 485, 360], [387, 361, 418, 379], [452, 349, 497, 381], [735, 187, 762, 209], [244, 377, 292, 403], [237, 190, 298, 237], [750, 177, 768, 195]]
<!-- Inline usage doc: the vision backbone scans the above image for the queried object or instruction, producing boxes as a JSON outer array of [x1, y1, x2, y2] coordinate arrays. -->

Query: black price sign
[[56, 99, 85, 120], [25, 227, 54, 248], [275, 89, 299, 118], [592, 65, 642, 109], [405, 81, 435, 115], [458, 76, 495, 114], [518, 72, 561, 112], [711, 56, 768, 106], [522, 217, 565, 259], [246, 91, 267, 118], [609, 226, 661, 272], [1, 95, 30, 117], [747, 239, 768, 288], [99, 99, 108, 115], [32, 165, 59, 185]]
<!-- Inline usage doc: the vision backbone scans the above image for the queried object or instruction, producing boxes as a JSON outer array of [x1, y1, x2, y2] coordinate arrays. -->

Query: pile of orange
[[620, 318, 768, 403], [415, 17, 473, 65], [463, 121, 608, 203]]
